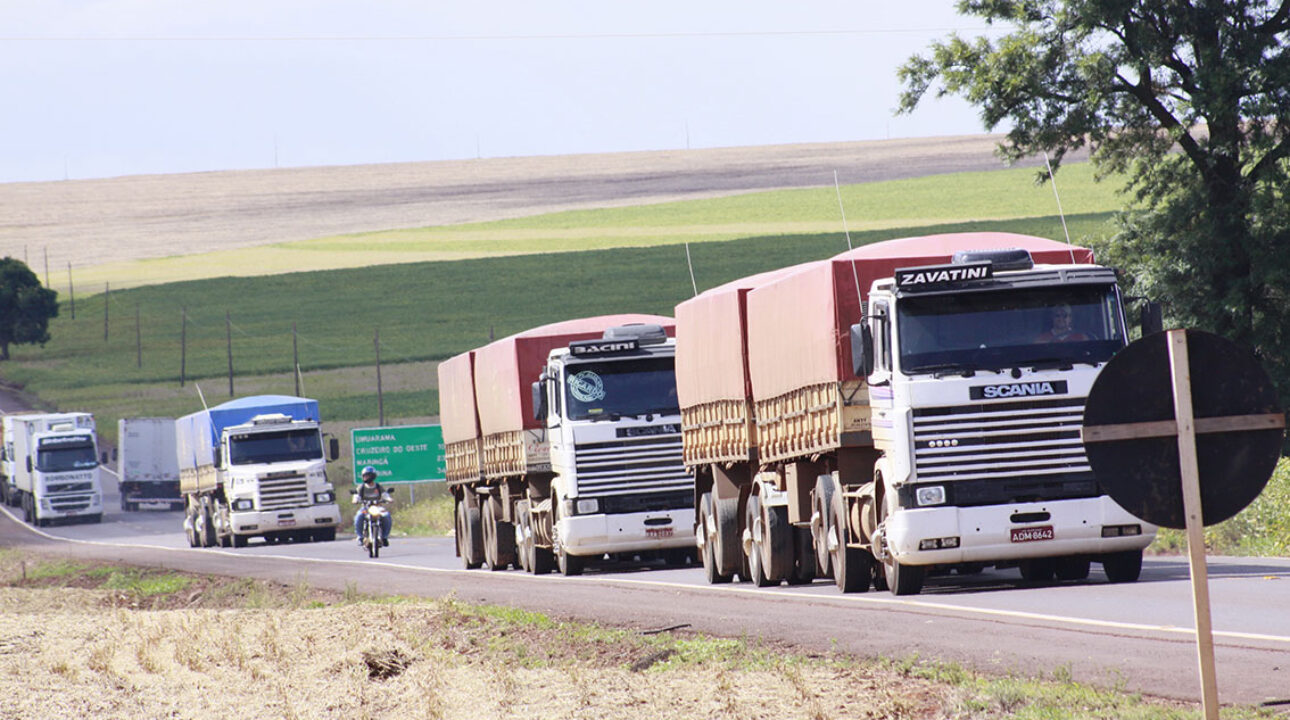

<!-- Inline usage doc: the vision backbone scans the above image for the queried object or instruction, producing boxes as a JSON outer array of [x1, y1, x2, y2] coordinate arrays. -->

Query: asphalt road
[[3, 467, 1288, 710]]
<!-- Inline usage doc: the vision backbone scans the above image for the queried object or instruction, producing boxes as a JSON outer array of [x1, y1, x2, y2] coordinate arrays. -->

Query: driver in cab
[[1036, 305, 1088, 343]]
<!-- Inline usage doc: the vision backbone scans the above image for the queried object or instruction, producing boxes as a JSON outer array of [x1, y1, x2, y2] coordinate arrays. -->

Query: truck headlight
[[575, 498, 599, 515], [314, 491, 335, 504], [915, 485, 946, 507], [231, 498, 254, 512]]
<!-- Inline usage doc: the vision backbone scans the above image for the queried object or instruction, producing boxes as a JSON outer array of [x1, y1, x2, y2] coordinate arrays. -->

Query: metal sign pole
[[1166, 329, 1220, 720]]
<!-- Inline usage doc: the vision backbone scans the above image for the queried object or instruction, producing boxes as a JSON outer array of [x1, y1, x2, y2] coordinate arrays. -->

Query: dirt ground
[[0, 135, 1063, 276], [0, 556, 954, 720]]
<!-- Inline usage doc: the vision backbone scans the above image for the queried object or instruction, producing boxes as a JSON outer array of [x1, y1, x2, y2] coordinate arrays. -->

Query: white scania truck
[[177, 395, 341, 547], [679, 232, 1158, 595], [441, 315, 695, 575], [2, 412, 105, 526]]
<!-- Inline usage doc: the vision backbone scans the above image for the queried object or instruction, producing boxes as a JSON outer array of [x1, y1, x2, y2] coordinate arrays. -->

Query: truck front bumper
[[231, 503, 340, 535], [559, 507, 696, 557], [36, 492, 102, 519], [886, 495, 1155, 566]]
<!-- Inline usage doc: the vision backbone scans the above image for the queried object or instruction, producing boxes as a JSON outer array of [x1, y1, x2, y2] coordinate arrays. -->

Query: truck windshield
[[563, 357, 680, 421], [897, 285, 1126, 374], [229, 428, 323, 465], [36, 442, 98, 472]]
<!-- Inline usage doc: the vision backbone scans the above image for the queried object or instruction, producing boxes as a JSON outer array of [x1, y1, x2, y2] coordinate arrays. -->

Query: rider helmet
[[361, 466, 377, 482]]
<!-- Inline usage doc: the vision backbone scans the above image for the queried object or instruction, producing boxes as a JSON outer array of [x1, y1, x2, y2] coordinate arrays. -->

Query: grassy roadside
[[0, 549, 1269, 720], [1151, 458, 1290, 556]]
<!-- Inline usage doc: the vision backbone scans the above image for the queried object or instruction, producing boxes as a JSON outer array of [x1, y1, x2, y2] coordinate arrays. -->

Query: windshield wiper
[[907, 363, 978, 378]]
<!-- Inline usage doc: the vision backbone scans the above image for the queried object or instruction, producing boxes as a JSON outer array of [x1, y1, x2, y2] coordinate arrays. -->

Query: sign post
[[1082, 328, 1285, 719], [350, 424, 445, 485]]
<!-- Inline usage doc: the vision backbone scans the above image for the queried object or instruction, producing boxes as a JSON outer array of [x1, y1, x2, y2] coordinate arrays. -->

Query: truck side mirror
[[329, 437, 340, 462], [532, 381, 547, 420], [213, 448, 222, 467], [850, 323, 874, 378], [25, 457, 31, 473], [1141, 300, 1163, 336]]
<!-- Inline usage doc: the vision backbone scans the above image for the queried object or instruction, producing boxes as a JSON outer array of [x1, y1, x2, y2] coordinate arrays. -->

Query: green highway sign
[[351, 424, 445, 484]]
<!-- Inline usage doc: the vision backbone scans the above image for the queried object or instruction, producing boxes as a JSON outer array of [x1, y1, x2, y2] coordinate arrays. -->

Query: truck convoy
[[678, 232, 1157, 595], [176, 395, 341, 547], [118, 417, 183, 511], [440, 314, 695, 575], [1, 412, 105, 526]]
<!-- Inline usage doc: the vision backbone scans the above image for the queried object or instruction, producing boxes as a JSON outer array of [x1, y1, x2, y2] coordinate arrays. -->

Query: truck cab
[[860, 249, 1156, 589], [213, 413, 339, 544], [534, 324, 695, 568], [4, 413, 105, 526]]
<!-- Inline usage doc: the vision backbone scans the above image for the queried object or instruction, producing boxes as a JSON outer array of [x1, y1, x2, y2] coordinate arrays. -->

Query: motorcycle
[[355, 496, 391, 558]]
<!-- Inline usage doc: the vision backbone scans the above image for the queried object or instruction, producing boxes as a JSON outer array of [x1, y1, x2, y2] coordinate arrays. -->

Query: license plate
[[1011, 525, 1054, 543], [645, 527, 674, 539], [277, 518, 297, 527]]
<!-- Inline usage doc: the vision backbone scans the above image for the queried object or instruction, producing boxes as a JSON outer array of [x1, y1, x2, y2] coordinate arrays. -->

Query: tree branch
[[1247, 135, 1290, 182], [1115, 69, 1206, 169]]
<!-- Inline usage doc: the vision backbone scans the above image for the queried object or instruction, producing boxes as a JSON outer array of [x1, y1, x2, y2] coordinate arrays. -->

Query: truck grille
[[48, 495, 93, 512], [46, 482, 93, 494], [912, 397, 1094, 484], [573, 435, 692, 504], [257, 473, 310, 511]]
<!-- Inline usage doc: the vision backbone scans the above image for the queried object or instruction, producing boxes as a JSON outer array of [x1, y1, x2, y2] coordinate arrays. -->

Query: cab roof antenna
[[1042, 151, 1077, 265], [683, 242, 698, 298], [834, 170, 864, 309]]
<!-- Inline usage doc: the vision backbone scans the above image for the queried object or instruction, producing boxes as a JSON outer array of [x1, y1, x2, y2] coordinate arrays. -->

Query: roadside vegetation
[[1151, 458, 1290, 557], [0, 549, 1271, 720]]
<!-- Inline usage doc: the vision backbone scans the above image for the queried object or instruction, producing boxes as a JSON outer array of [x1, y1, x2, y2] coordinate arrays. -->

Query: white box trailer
[[118, 417, 182, 511]]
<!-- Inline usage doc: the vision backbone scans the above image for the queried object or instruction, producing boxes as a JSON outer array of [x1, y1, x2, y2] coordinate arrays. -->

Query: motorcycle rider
[[353, 465, 392, 547]]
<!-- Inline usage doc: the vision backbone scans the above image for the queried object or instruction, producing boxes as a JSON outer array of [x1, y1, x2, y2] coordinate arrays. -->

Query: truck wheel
[[1055, 556, 1091, 581], [232, 534, 248, 548], [830, 485, 871, 593], [21, 494, 32, 524], [184, 504, 199, 547], [744, 494, 782, 587], [699, 493, 733, 584], [198, 500, 217, 548], [712, 495, 741, 580], [483, 495, 516, 571], [879, 495, 923, 596], [812, 476, 835, 578], [1101, 549, 1143, 583], [455, 497, 484, 569], [514, 501, 532, 572], [787, 527, 816, 585], [1019, 558, 1056, 582], [553, 502, 584, 576], [314, 527, 337, 543]]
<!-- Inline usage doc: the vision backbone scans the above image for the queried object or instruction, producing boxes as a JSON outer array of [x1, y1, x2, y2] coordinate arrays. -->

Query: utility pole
[[226, 310, 234, 397], [293, 322, 300, 397], [375, 328, 384, 426], [180, 308, 187, 387]]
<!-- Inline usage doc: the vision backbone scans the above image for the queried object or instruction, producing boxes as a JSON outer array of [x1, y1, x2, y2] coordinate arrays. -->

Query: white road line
[[7, 508, 1290, 647]]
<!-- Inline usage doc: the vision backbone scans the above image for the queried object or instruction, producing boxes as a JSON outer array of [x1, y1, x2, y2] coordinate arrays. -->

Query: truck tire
[[812, 476, 835, 578], [232, 534, 248, 548], [787, 526, 816, 585], [21, 494, 32, 524], [184, 503, 199, 547], [514, 500, 531, 572], [198, 499, 217, 548], [712, 495, 742, 580], [314, 527, 337, 543], [553, 502, 584, 576], [830, 484, 871, 593], [455, 497, 484, 569], [879, 494, 923, 596], [699, 493, 733, 584], [746, 494, 790, 587], [483, 495, 516, 571], [517, 501, 554, 575], [1101, 549, 1143, 583]]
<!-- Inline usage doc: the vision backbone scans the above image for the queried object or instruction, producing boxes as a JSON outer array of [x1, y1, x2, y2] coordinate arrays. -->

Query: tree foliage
[[899, 0, 1290, 397], [0, 258, 59, 360]]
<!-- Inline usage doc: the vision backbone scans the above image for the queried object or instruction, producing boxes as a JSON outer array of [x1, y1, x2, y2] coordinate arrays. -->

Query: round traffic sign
[[1082, 330, 1284, 529]]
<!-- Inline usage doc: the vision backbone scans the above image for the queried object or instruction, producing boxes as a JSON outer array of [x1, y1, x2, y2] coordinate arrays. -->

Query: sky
[[0, 1, 1006, 183]]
